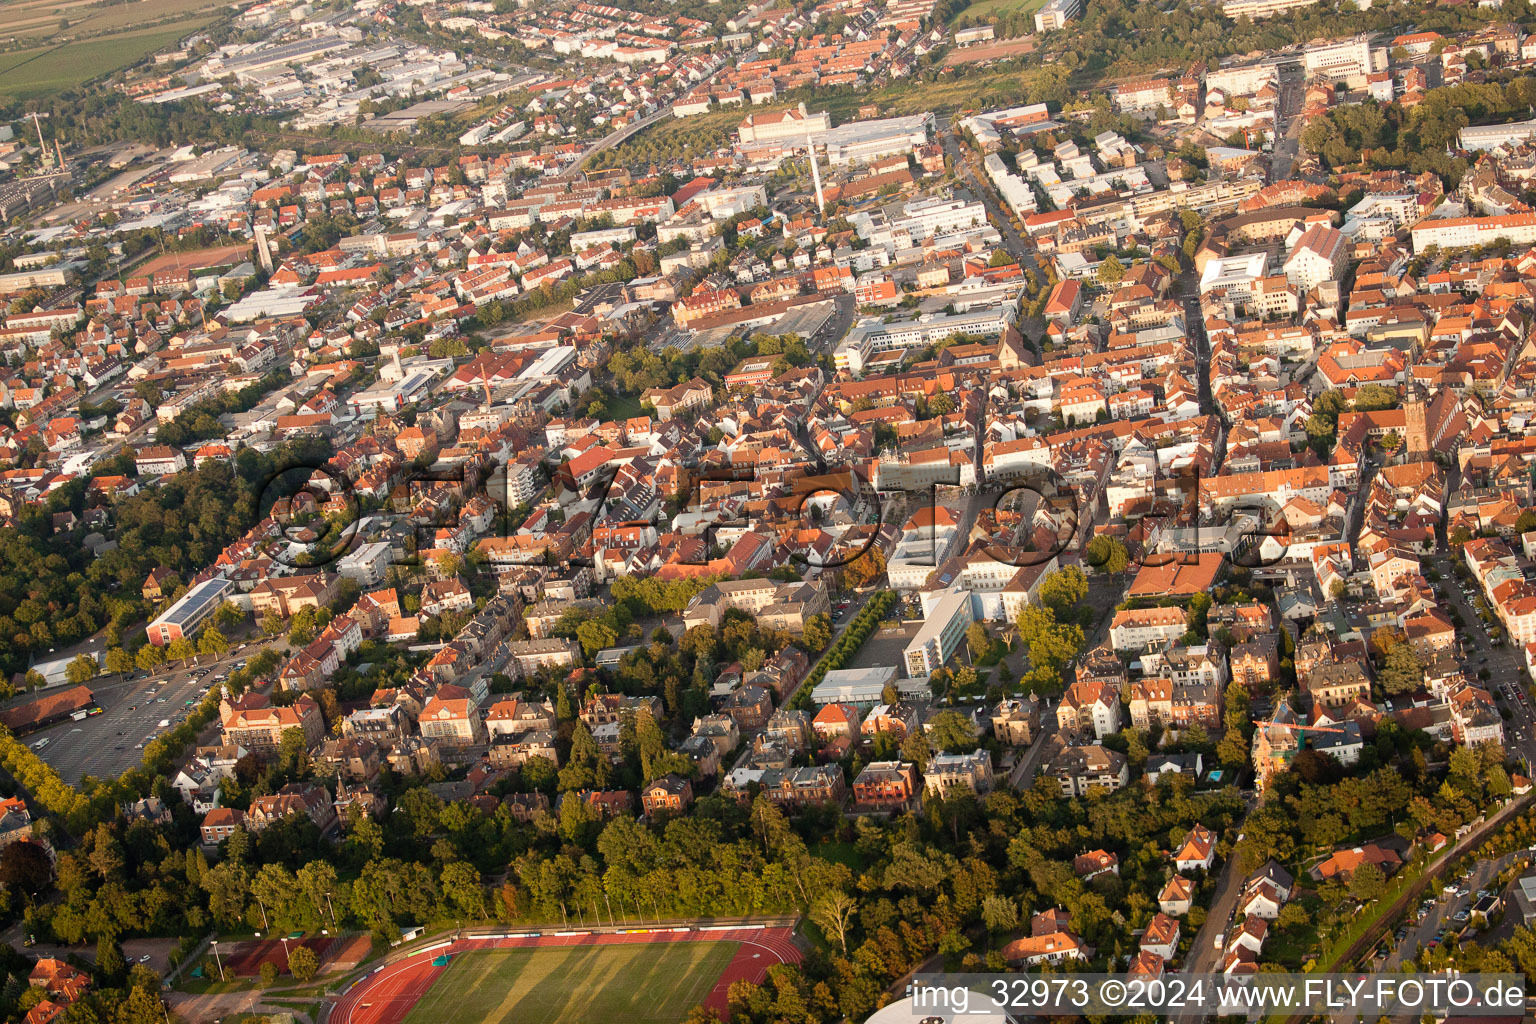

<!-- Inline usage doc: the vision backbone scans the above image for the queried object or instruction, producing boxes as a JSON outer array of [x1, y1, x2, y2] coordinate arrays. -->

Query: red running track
[[329, 927, 802, 1024]]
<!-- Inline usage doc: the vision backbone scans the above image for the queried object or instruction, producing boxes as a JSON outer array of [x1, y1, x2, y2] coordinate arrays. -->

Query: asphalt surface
[[1383, 850, 1524, 970], [28, 638, 279, 785]]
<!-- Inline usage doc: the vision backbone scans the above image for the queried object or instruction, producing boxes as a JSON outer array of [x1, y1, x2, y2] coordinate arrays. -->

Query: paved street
[[1430, 553, 1536, 766], [811, 293, 855, 355], [1269, 67, 1304, 181], [937, 114, 1035, 271], [1182, 852, 1248, 975]]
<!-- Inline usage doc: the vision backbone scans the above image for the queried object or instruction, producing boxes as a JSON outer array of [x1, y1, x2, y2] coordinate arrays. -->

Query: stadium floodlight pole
[[256, 897, 270, 931], [650, 893, 659, 924], [211, 940, 223, 981], [324, 891, 337, 928], [603, 891, 614, 928]]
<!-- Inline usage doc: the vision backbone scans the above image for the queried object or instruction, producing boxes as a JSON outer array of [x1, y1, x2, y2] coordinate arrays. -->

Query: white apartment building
[[853, 197, 988, 250], [903, 589, 975, 677], [834, 305, 1017, 373], [1302, 36, 1378, 82], [1199, 252, 1270, 303], [1222, 0, 1318, 19], [1035, 0, 1084, 31], [1283, 224, 1348, 291], [1108, 607, 1189, 653], [1206, 63, 1279, 97], [1410, 213, 1536, 252]]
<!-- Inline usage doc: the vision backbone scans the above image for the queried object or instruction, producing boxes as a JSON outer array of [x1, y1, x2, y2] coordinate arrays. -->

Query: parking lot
[[28, 643, 269, 785], [1385, 849, 1526, 969], [1432, 556, 1536, 756]]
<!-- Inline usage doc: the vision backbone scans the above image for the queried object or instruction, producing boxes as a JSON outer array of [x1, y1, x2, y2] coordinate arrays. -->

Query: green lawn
[[949, 0, 1048, 24], [0, 18, 212, 99], [400, 943, 738, 1024]]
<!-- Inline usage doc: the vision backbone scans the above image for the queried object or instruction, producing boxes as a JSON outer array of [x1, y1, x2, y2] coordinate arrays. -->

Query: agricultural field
[[0, 16, 211, 99], [1, 0, 222, 42], [399, 943, 738, 1024]]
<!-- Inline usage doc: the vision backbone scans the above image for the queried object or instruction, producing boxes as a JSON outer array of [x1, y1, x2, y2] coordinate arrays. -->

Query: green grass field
[[400, 943, 738, 1024], [0, 16, 212, 98], [949, 0, 1048, 24]]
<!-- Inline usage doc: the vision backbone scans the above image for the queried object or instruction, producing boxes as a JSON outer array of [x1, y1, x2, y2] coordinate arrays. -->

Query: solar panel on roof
[[160, 579, 232, 626]]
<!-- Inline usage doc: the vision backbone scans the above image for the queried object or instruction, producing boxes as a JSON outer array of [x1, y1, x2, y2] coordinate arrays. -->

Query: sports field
[[399, 943, 739, 1024]]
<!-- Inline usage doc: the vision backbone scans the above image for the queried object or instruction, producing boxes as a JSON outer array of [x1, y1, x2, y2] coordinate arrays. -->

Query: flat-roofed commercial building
[[147, 577, 232, 646], [904, 589, 975, 678]]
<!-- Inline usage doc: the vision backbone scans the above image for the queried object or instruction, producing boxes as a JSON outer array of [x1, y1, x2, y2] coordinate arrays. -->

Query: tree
[[119, 987, 163, 1024], [574, 619, 618, 658], [1037, 567, 1088, 616], [966, 622, 992, 660], [841, 547, 886, 589], [981, 894, 1019, 934], [134, 645, 165, 672], [86, 824, 122, 881], [0, 840, 52, 894], [1217, 731, 1249, 768], [65, 655, 97, 685], [166, 637, 194, 662], [104, 647, 133, 675], [899, 728, 931, 771], [1376, 631, 1425, 695], [198, 627, 230, 657], [926, 710, 979, 753], [801, 614, 832, 651], [1015, 604, 1083, 677], [809, 891, 858, 953], [259, 961, 278, 986], [287, 945, 319, 981], [96, 935, 125, 984], [1349, 861, 1385, 901], [1276, 902, 1309, 930], [1084, 535, 1129, 574], [1097, 255, 1126, 284], [288, 608, 318, 647], [213, 602, 245, 631]]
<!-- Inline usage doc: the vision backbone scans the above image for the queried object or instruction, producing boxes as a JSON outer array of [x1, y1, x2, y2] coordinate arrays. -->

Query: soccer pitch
[[400, 943, 739, 1024]]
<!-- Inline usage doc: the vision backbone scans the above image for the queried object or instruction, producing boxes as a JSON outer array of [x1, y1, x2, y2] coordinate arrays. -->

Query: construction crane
[[1250, 718, 1351, 735]]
